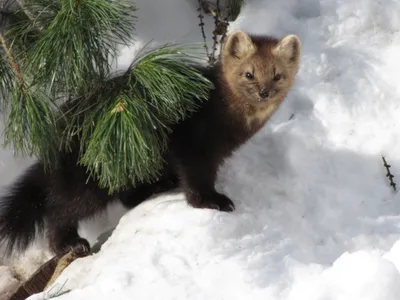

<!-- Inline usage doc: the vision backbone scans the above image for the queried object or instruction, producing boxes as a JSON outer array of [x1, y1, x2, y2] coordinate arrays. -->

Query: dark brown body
[[0, 30, 301, 256], [167, 65, 267, 211]]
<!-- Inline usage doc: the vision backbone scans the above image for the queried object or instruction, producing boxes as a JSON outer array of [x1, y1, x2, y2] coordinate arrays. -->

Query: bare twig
[[197, 0, 230, 65], [197, 0, 210, 60], [382, 156, 397, 192], [197, 0, 244, 65], [221, 0, 231, 43], [209, 0, 220, 65]]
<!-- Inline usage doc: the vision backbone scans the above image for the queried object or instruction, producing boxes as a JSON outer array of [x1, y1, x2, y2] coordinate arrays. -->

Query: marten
[[0, 30, 301, 257]]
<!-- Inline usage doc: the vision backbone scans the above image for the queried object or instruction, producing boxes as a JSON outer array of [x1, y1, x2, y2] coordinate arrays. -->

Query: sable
[[0, 30, 301, 256]]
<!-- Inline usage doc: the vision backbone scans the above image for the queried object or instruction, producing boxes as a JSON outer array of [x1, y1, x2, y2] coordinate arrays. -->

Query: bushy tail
[[0, 162, 48, 256]]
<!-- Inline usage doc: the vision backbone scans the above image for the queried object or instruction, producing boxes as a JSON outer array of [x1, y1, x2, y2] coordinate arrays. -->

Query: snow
[[2, 0, 400, 299]]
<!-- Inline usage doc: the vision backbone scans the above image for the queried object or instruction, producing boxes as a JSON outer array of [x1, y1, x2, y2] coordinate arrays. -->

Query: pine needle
[[1, 3, 214, 194], [131, 44, 213, 122], [80, 90, 167, 193], [0, 48, 13, 102], [22, 0, 136, 94], [3, 83, 58, 167], [63, 44, 213, 194], [227, 0, 245, 21], [1, 30, 58, 165]]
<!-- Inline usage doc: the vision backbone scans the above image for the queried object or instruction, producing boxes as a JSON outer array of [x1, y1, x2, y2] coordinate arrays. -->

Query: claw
[[209, 203, 220, 210], [189, 192, 235, 212]]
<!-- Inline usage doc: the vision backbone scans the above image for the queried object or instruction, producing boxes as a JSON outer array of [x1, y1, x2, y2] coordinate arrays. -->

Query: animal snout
[[259, 88, 269, 99]]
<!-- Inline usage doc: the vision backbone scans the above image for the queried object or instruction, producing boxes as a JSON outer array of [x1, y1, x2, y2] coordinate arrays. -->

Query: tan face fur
[[221, 30, 301, 127]]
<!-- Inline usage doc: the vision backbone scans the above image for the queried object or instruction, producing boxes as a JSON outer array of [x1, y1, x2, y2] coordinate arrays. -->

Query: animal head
[[221, 30, 301, 105]]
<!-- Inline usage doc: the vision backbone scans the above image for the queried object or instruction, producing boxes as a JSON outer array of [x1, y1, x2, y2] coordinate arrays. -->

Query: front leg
[[177, 155, 235, 212], [119, 176, 179, 209]]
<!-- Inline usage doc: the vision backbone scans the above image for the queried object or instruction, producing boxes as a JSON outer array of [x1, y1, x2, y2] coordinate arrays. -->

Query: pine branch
[[0, 7, 40, 58], [382, 156, 397, 192], [226, 0, 245, 21], [130, 44, 213, 121], [0, 32, 24, 87], [0, 30, 58, 166], [0, 40, 13, 101], [62, 44, 213, 194], [3, 84, 59, 167], [1, 1, 214, 194], [20, 0, 136, 95], [15, 0, 44, 30]]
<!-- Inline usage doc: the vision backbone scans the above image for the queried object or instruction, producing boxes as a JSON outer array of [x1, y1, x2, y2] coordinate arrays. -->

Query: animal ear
[[274, 34, 301, 72], [223, 30, 256, 59]]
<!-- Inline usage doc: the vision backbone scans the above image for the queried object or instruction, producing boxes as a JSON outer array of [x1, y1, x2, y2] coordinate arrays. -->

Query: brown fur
[[166, 30, 301, 211], [221, 32, 301, 130]]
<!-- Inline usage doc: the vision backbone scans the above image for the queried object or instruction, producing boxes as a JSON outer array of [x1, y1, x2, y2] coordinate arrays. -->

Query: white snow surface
[[1, 0, 400, 299]]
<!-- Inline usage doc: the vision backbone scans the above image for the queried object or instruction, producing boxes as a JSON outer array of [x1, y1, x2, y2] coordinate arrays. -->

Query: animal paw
[[71, 238, 91, 256], [189, 191, 235, 212], [52, 237, 91, 256]]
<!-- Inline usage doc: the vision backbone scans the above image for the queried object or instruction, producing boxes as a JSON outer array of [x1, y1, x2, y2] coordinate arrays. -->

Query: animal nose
[[259, 88, 269, 99]]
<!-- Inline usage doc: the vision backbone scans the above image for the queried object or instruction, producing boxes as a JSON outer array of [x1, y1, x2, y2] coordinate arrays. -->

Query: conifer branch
[[1, 26, 58, 166], [382, 156, 397, 192], [15, 0, 44, 30], [1, 1, 214, 193], [3, 85, 59, 167], [0, 38, 13, 100], [16, 0, 36, 20], [227, 0, 245, 21], [0, 32, 24, 88], [23, 0, 136, 95], [61, 44, 213, 194]]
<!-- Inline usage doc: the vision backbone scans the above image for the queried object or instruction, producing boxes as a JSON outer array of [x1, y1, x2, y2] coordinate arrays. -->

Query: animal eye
[[245, 72, 254, 79], [274, 74, 281, 81]]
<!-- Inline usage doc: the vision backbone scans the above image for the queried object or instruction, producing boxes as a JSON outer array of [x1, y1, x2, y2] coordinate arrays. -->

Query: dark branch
[[382, 156, 397, 192], [197, 0, 210, 60]]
